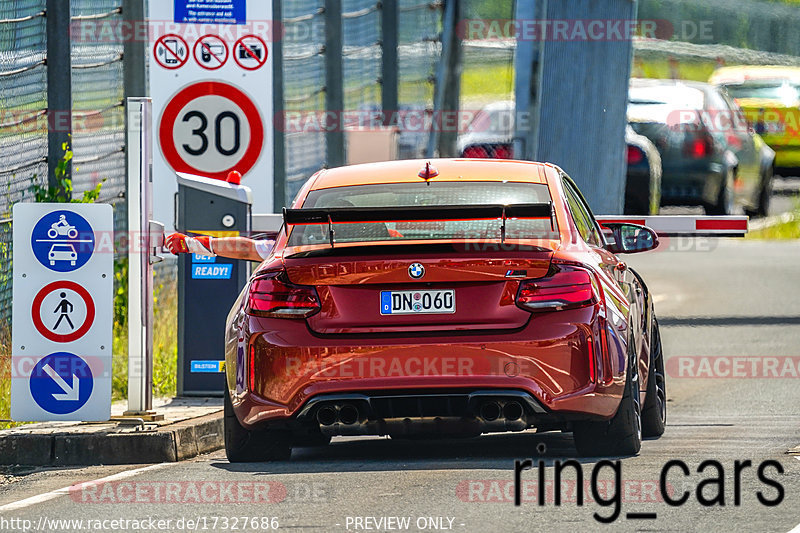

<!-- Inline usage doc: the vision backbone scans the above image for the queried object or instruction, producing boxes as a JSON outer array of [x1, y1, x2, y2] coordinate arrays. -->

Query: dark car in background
[[628, 78, 775, 216], [457, 102, 662, 214], [625, 125, 662, 215]]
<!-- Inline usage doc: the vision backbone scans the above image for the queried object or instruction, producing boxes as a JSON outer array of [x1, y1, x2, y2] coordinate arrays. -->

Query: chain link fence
[[71, 0, 126, 225], [0, 0, 128, 325], [281, 0, 443, 204], [283, 0, 327, 203], [0, 2, 48, 325]]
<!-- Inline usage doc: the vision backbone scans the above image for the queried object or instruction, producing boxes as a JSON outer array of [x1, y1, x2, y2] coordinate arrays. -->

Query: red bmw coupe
[[224, 158, 666, 461]]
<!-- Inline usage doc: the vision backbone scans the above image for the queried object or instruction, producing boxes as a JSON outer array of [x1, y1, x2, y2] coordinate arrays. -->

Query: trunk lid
[[282, 242, 554, 334]]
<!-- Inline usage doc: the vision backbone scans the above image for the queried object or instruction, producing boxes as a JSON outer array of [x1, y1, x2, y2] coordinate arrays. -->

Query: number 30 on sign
[[158, 81, 265, 180]]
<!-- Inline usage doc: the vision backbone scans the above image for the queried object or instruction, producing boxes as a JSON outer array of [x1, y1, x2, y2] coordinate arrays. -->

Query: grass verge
[[112, 277, 178, 401], [0, 325, 13, 429], [748, 212, 800, 239]]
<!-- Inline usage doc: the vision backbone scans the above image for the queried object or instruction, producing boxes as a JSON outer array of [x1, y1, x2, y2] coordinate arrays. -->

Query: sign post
[[124, 97, 164, 420], [11, 204, 113, 421], [148, 1, 274, 228]]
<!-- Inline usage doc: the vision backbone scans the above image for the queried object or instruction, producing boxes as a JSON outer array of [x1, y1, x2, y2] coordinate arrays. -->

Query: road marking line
[[0, 462, 174, 512]]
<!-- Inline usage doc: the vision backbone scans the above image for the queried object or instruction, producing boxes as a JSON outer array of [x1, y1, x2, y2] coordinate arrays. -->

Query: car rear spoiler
[[283, 203, 554, 247], [596, 215, 748, 238]]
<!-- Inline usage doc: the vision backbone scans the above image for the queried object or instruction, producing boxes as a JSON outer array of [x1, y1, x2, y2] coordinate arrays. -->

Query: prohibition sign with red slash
[[194, 34, 229, 70], [32, 280, 96, 343], [233, 35, 268, 71], [154, 34, 189, 70]]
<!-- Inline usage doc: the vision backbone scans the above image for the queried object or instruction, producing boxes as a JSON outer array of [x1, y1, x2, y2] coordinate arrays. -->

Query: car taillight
[[516, 264, 598, 312], [684, 135, 713, 158], [246, 273, 320, 318], [626, 145, 644, 165], [492, 144, 513, 159], [462, 145, 490, 158], [463, 144, 512, 159]]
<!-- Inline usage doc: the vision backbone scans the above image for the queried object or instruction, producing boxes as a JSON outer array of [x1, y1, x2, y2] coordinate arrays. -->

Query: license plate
[[380, 290, 455, 315]]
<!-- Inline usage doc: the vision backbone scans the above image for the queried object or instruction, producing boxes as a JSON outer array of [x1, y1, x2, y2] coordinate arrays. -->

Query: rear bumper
[[228, 305, 628, 430], [660, 166, 722, 205]]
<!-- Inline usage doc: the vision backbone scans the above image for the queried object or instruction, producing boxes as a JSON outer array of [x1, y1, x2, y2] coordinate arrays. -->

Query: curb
[[0, 412, 223, 466]]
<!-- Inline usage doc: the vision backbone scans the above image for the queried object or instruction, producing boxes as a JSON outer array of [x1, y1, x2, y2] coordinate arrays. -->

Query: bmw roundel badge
[[408, 263, 425, 279]]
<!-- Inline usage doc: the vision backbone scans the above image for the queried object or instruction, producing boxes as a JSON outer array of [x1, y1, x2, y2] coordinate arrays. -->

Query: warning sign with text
[[174, 0, 246, 25]]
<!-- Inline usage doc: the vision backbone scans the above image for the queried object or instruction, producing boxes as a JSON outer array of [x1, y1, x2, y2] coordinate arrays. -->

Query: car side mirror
[[603, 223, 659, 254]]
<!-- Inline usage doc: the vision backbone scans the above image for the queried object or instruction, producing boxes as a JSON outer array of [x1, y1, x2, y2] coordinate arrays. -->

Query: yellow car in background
[[709, 66, 800, 177]]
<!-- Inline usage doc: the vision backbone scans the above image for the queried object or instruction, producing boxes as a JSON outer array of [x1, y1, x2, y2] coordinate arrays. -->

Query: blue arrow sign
[[30, 210, 95, 272], [30, 353, 93, 414]]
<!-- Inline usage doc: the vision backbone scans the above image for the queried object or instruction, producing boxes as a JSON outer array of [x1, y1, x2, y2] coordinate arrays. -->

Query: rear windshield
[[721, 83, 800, 104], [628, 85, 705, 123], [288, 181, 556, 246]]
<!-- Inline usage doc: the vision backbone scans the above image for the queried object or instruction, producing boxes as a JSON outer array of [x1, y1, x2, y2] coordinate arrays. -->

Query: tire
[[573, 338, 642, 457], [755, 167, 773, 217], [624, 188, 652, 216], [224, 388, 292, 462], [293, 430, 332, 447], [705, 168, 734, 215], [641, 318, 666, 438]]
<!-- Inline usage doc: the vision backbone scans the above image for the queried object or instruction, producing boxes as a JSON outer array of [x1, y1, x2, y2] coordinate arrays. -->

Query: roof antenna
[[418, 161, 439, 186]]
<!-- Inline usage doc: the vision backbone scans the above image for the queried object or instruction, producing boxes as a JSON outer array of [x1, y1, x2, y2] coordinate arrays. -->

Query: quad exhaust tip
[[316, 403, 361, 426], [503, 401, 523, 421], [316, 405, 338, 426], [338, 403, 360, 425], [480, 401, 501, 422]]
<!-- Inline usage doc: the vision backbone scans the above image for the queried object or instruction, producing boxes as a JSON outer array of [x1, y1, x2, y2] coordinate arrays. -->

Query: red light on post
[[226, 170, 242, 184]]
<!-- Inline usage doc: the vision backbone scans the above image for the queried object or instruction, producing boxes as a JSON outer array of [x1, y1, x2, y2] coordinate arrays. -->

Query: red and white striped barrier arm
[[595, 216, 748, 237]]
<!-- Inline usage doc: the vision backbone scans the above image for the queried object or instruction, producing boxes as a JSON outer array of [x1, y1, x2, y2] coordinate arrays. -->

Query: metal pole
[[381, 0, 399, 126], [324, 0, 345, 167], [272, 0, 287, 211], [513, 0, 547, 161], [124, 98, 161, 419], [122, 0, 147, 241], [46, 0, 72, 194], [426, 0, 457, 158], [438, 0, 462, 158], [122, 0, 147, 98]]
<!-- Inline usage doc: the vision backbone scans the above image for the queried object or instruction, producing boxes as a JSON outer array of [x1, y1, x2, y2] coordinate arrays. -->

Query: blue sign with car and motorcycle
[[30, 210, 95, 272]]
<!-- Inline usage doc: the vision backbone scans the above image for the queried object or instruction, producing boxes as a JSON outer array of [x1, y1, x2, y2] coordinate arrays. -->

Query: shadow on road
[[210, 431, 636, 474], [659, 315, 800, 327]]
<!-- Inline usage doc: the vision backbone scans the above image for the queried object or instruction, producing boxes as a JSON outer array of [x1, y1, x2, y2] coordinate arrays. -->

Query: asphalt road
[[2, 201, 800, 532]]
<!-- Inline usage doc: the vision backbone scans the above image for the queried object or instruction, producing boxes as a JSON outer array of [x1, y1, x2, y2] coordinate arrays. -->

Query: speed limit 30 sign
[[148, 2, 274, 225], [159, 82, 264, 180]]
